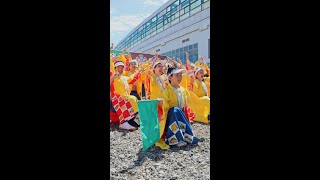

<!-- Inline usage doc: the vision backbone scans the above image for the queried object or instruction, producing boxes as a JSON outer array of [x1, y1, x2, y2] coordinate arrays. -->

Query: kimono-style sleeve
[[127, 72, 141, 85], [160, 89, 170, 114], [192, 80, 201, 97]]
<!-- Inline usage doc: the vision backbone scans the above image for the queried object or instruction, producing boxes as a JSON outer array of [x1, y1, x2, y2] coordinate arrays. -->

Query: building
[[114, 0, 210, 67]]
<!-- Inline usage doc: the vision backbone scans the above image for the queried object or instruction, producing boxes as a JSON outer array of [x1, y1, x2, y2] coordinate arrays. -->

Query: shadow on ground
[[118, 143, 199, 174]]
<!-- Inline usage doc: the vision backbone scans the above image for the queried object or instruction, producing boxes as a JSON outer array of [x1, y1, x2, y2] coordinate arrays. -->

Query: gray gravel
[[109, 122, 211, 180]]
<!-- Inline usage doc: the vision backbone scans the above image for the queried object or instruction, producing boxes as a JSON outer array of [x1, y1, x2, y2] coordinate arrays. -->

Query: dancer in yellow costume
[[123, 60, 144, 100], [192, 67, 209, 98], [154, 67, 199, 150], [195, 56, 210, 77], [147, 61, 168, 100], [111, 61, 146, 115]]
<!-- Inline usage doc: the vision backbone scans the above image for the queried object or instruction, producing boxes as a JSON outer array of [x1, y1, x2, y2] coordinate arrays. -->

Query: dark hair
[[204, 74, 209, 77], [167, 66, 177, 77], [167, 66, 178, 84]]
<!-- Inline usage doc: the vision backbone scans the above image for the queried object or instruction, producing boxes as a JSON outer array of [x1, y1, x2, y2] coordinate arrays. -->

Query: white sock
[[119, 121, 135, 130], [176, 141, 187, 147]]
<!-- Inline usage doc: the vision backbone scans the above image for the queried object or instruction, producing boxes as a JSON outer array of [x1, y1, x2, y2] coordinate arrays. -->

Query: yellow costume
[[158, 84, 210, 137], [113, 74, 140, 113], [195, 61, 210, 76], [204, 77, 210, 97], [180, 74, 192, 89], [192, 79, 208, 98], [187, 90, 210, 124], [149, 74, 167, 101]]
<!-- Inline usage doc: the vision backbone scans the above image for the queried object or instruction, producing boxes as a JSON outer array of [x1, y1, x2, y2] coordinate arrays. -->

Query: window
[[193, 43, 198, 48], [208, 39, 210, 58], [181, 0, 189, 8], [159, 9, 166, 16]]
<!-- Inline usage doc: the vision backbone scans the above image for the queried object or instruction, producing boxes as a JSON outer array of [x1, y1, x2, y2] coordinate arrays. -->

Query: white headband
[[114, 61, 125, 68], [195, 67, 204, 75], [153, 62, 161, 69], [168, 68, 187, 76]]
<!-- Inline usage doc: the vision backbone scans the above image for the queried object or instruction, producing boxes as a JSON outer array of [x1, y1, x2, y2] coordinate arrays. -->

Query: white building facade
[[114, 0, 210, 66]]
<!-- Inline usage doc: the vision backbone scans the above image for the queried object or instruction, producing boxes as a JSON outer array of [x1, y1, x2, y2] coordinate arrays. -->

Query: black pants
[[130, 90, 141, 100]]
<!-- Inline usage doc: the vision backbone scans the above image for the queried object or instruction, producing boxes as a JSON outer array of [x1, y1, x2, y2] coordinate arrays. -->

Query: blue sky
[[110, 0, 168, 48]]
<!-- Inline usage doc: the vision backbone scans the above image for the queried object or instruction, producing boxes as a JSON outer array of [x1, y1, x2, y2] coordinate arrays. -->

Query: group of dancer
[[110, 49, 210, 150]]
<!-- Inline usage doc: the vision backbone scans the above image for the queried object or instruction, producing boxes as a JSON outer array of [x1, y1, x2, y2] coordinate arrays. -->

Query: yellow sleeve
[[180, 74, 190, 89], [192, 80, 205, 98], [201, 63, 209, 71], [149, 75, 162, 100], [113, 78, 127, 95], [195, 61, 200, 66], [123, 71, 130, 76], [110, 58, 115, 74], [140, 60, 152, 69], [205, 77, 210, 83]]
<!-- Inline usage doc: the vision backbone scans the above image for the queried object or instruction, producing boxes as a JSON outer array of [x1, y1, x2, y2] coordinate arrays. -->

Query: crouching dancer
[[110, 61, 145, 130], [155, 66, 199, 150]]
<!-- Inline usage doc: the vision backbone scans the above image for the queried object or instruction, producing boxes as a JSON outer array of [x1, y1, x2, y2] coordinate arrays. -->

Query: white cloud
[[110, 15, 146, 32], [143, 0, 167, 6]]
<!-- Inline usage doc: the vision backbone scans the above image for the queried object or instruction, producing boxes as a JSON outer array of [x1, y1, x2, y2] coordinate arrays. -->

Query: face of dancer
[[169, 72, 183, 87], [190, 65, 195, 71], [196, 69, 204, 81], [154, 64, 163, 76], [129, 62, 137, 72], [115, 65, 124, 75], [190, 74, 195, 82]]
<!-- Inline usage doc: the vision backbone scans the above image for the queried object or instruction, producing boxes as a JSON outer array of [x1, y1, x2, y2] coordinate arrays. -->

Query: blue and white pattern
[[164, 107, 198, 146]]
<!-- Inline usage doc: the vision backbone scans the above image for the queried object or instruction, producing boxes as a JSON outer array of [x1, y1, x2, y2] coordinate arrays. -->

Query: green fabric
[[138, 100, 160, 151], [110, 50, 129, 56]]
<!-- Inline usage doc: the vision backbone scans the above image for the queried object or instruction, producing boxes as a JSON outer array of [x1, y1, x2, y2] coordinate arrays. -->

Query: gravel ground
[[109, 121, 211, 180]]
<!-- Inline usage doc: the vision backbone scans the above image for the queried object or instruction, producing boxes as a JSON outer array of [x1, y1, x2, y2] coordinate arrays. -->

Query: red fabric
[[110, 70, 135, 124], [128, 72, 140, 84], [183, 106, 195, 123], [125, 55, 130, 71], [186, 59, 189, 70], [145, 76, 151, 100], [110, 111, 119, 123], [157, 104, 163, 122]]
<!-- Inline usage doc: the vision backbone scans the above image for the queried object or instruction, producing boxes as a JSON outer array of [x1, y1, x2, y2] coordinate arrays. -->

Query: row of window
[[114, 0, 210, 51], [161, 43, 198, 64]]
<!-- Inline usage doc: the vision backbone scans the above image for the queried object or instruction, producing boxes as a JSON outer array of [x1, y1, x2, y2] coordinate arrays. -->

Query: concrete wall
[[130, 7, 210, 64]]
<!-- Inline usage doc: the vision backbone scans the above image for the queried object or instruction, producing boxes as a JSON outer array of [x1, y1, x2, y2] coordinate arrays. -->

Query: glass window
[[193, 43, 198, 48], [152, 16, 157, 22], [184, 46, 188, 51], [189, 45, 193, 50], [181, 0, 189, 8], [158, 15, 163, 23], [159, 9, 166, 16], [180, 48, 183, 53], [190, 0, 201, 9], [167, 6, 171, 12], [176, 49, 179, 54]]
